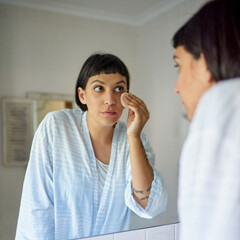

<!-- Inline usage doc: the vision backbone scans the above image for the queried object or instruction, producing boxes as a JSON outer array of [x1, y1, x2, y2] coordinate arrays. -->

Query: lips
[[101, 110, 117, 116]]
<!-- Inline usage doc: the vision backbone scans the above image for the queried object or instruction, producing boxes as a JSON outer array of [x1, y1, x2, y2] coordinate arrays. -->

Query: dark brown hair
[[75, 53, 130, 111], [172, 0, 240, 81]]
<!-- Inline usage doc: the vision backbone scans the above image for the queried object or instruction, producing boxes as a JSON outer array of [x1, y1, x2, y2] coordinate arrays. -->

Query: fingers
[[126, 94, 149, 117], [123, 93, 150, 119]]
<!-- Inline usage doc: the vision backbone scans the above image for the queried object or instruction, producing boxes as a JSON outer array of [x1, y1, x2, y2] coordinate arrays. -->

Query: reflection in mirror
[[15, 54, 168, 239], [0, 0, 207, 239]]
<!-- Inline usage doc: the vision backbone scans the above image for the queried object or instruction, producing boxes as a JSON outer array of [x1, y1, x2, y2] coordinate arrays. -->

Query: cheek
[[177, 73, 186, 90], [118, 107, 125, 119], [84, 93, 99, 108], [179, 68, 194, 92], [88, 90, 100, 101]]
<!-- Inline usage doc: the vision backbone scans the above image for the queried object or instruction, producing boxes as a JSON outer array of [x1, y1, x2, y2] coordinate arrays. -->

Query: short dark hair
[[172, 0, 240, 81], [75, 53, 130, 111]]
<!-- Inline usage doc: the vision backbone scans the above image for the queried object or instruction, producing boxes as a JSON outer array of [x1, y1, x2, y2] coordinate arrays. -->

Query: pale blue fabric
[[178, 78, 240, 240], [15, 109, 167, 240]]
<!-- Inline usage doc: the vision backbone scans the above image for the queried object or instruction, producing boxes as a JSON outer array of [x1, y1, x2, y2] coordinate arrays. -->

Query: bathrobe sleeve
[[15, 114, 54, 240], [124, 133, 168, 219]]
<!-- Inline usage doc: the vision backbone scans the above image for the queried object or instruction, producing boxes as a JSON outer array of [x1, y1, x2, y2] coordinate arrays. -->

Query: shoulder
[[187, 78, 240, 148], [192, 78, 240, 129], [45, 108, 83, 120], [41, 109, 84, 125], [36, 109, 84, 136]]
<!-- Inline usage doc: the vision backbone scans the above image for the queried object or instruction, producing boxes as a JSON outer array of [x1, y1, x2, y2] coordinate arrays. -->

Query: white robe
[[16, 109, 167, 240], [178, 78, 240, 240]]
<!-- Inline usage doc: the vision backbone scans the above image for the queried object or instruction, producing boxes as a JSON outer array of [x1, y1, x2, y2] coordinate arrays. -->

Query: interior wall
[[0, 4, 136, 239]]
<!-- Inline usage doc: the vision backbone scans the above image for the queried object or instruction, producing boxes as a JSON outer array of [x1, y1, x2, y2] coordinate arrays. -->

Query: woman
[[15, 53, 167, 239], [172, 0, 240, 239]]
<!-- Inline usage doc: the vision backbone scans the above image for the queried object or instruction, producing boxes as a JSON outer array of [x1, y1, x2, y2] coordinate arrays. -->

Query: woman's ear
[[199, 53, 215, 84], [78, 87, 87, 105]]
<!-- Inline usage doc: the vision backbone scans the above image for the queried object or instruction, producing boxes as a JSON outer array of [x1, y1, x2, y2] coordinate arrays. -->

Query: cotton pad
[[121, 92, 128, 108]]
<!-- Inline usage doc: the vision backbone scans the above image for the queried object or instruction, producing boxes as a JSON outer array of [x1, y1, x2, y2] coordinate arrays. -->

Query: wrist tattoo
[[132, 188, 144, 194], [132, 186, 151, 194], [140, 196, 149, 201], [146, 187, 151, 192]]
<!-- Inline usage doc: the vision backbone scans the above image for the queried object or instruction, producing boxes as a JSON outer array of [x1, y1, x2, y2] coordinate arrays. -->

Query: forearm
[[128, 135, 154, 208]]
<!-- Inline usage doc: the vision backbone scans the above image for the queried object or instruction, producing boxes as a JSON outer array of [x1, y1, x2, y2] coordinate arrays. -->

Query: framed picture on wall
[[2, 98, 35, 166], [2, 93, 75, 166], [26, 92, 75, 127]]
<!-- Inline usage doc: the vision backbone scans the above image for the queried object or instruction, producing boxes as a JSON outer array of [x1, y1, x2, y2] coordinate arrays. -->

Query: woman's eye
[[115, 86, 124, 92], [94, 86, 103, 92]]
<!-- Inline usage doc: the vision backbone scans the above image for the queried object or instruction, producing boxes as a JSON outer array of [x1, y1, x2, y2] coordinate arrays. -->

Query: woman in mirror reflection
[[15, 53, 167, 239], [172, 0, 240, 239]]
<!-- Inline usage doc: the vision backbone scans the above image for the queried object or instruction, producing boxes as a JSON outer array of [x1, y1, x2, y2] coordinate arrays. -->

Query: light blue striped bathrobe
[[15, 109, 167, 240]]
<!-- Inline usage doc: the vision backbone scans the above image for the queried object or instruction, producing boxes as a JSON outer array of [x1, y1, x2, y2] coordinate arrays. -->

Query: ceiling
[[0, 0, 185, 25]]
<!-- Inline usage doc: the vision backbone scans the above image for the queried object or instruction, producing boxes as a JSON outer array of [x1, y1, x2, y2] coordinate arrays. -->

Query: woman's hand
[[122, 93, 150, 137], [122, 93, 153, 209]]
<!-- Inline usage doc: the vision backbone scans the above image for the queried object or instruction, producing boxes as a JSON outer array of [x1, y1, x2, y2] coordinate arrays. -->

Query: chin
[[187, 112, 193, 121], [102, 118, 119, 127]]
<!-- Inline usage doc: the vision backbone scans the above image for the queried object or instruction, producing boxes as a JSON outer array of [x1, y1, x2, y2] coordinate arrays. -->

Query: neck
[[86, 112, 115, 144]]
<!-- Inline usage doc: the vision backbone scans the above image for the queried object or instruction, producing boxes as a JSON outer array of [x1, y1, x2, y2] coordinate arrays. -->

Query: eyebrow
[[91, 80, 127, 85]]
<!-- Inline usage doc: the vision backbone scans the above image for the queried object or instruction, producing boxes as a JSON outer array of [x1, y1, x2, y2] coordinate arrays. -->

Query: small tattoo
[[140, 196, 149, 201], [133, 188, 144, 194], [132, 186, 151, 194]]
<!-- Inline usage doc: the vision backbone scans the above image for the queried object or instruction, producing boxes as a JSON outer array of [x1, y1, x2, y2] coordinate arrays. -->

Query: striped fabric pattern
[[15, 109, 167, 240], [178, 78, 240, 240]]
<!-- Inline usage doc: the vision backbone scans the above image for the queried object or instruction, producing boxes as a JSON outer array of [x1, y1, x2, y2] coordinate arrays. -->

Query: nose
[[104, 91, 116, 105], [174, 79, 180, 94]]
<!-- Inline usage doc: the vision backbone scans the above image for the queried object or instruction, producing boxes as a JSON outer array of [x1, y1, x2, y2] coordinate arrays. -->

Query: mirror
[[0, 0, 207, 239]]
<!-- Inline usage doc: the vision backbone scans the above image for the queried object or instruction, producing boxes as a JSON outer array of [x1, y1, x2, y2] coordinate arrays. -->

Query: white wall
[[0, 0, 206, 239]]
